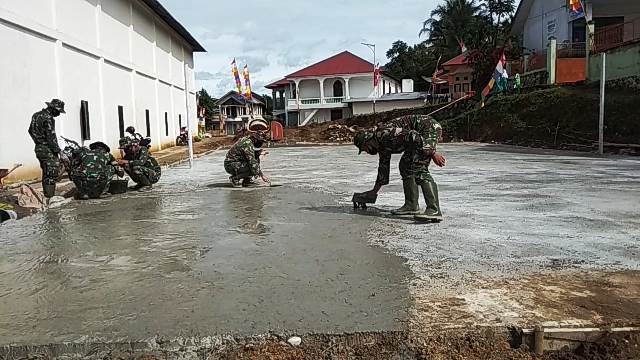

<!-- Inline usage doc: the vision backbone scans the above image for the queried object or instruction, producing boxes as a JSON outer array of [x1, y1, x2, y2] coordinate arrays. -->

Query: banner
[[243, 65, 252, 100], [480, 51, 507, 108], [231, 58, 243, 94]]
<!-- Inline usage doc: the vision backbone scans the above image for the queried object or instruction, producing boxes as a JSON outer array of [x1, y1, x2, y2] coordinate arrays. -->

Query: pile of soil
[[548, 333, 640, 360]]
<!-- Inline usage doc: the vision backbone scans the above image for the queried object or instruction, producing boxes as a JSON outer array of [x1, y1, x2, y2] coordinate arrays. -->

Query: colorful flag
[[231, 58, 243, 94], [480, 52, 508, 108], [457, 38, 468, 54], [373, 63, 381, 87], [243, 65, 252, 100], [568, 0, 584, 17]]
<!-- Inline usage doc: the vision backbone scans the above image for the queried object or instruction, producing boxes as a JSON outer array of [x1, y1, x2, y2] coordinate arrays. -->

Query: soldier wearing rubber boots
[[66, 142, 121, 199], [354, 114, 446, 221], [224, 119, 270, 187], [28, 99, 66, 199], [117, 137, 161, 190]]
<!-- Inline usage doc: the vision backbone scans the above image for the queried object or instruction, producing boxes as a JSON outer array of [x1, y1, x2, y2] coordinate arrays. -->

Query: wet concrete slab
[[1, 143, 639, 346]]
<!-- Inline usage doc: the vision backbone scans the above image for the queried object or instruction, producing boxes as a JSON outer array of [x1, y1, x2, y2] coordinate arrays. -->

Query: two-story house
[[266, 51, 402, 127]]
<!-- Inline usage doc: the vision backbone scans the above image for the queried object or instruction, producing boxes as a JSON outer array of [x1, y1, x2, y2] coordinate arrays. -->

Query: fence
[[594, 20, 640, 53], [557, 42, 586, 58]]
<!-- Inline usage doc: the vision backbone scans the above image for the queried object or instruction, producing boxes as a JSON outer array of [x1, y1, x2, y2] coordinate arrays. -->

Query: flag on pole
[[568, 0, 584, 17], [231, 58, 243, 94], [243, 65, 252, 100], [480, 52, 508, 108], [373, 63, 381, 87], [457, 38, 468, 54]]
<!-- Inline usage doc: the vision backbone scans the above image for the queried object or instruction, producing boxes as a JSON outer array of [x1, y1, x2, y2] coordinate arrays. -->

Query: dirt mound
[[547, 333, 640, 360]]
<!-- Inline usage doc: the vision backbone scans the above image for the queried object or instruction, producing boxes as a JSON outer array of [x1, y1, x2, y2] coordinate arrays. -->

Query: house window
[[464, 76, 468, 81], [164, 112, 168, 136], [80, 100, 90, 141], [454, 84, 461, 93], [456, 77, 460, 82], [179, 114, 182, 129], [118, 105, 124, 138], [145, 110, 151, 137], [382, 80, 386, 94], [333, 80, 344, 98], [463, 83, 470, 92]]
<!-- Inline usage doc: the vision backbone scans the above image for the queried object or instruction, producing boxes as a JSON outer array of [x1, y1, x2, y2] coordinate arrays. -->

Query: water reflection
[[224, 188, 270, 236]]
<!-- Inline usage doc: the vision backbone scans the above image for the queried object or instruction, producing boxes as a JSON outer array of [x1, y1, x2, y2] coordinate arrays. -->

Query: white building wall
[[298, 79, 320, 98], [0, 0, 199, 182], [349, 76, 374, 98], [351, 100, 425, 116], [523, 0, 570, 52]]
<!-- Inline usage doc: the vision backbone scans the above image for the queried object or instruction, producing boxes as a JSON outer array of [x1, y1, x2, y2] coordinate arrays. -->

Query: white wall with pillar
[[0, 0, 203, 182]]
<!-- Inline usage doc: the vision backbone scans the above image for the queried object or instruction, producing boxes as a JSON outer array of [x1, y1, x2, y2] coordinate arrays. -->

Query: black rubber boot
[[391, 177, 420, 215], [43, 183, 56, 199], [414, 180, 443, 222]]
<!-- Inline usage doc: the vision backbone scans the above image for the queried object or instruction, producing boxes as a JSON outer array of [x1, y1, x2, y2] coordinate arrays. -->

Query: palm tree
[[482, 0, 515, 26], [420, 0, 484, 59]]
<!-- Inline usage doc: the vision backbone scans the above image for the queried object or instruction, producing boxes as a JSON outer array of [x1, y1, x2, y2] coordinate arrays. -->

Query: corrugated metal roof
[[141, 0, 206, 52]]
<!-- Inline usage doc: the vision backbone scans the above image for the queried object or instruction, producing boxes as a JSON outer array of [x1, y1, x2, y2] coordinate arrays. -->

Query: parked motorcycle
[[176, 127, 189, 146]]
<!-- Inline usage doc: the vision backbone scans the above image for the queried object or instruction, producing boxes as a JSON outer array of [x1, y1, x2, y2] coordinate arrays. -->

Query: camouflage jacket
[[68, 147, 115, 181], [374, 115, 442, 187], [28, 109, 60, 153], [129, 147, 161, 172], [224, 137, 261, 176]]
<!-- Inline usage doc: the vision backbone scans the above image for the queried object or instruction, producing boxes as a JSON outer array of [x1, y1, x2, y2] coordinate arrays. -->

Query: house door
[[333, 81, 344, 98], [331, 109, 343, 121]]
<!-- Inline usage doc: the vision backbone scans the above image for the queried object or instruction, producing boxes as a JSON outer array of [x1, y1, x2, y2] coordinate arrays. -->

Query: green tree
[[262, 94, 274, 116], [385, 41, 438, 92], [196, 88, 217, 119]]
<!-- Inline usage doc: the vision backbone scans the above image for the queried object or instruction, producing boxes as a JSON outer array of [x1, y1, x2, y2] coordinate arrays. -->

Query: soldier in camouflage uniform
[[354, 114, 446, 221], [117, 137, 161, 190], [65, 142, 120, 199], [28, 99, 66, 198], [224, 118, 270, 187]]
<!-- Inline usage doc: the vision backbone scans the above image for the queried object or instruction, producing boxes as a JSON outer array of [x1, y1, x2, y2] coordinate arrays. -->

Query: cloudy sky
[[159, 0, 519, 97]]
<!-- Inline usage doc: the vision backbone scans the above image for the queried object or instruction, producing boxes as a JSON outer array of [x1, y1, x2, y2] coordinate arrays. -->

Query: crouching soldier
[[224, 119, 270, 187], [64, 141, 122, 199], [28, 99, 66, 199], [117, 137, 161, 190], [353, 115, 446, 221]]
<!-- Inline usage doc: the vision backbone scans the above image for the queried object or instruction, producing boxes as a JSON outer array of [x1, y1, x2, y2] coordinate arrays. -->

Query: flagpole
[[362, 42, 377, 113]]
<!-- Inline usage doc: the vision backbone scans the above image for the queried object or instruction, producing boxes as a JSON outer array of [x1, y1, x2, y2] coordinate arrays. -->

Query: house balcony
[[287, 96, 348, 110]]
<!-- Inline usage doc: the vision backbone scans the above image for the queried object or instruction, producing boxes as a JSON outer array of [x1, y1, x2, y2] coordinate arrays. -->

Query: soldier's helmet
[[45, 99, 66, 114], [248, 118, 269, 132], [90, 141, 111, 153], [353, 131, 374, 154], [119, 137, 133, 149]]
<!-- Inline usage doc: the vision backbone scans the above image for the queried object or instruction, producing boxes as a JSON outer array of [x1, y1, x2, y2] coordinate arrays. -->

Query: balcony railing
[[286, 97, 347, 108], [594, 20, 640, 53]]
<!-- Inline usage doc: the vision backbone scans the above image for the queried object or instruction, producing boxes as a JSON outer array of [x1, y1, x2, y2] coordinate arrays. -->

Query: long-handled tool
[[0, 163, 22, 190]]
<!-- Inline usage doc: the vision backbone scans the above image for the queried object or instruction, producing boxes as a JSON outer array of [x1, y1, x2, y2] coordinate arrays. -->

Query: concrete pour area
[[1, 144, 639, 358]]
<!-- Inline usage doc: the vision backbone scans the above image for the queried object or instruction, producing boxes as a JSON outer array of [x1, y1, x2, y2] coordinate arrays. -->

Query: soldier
[[65, 142, 120, 199], [28, 99, 66, 199], [224, 119, 270, 187], [117, 137, 161, 190], [353, 115, 446, 221]]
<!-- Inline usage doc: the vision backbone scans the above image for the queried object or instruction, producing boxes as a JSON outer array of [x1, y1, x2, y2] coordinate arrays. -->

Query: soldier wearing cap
[[224, 118, 270, 187], [353, 114, 446, 221], [28, 99, 66, 198], [117, 137, 161, 190]]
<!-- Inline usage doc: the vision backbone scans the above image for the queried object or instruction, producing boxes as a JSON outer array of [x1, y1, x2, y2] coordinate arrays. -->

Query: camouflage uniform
[[28, 108, 61, 187], [224, 136, 262, 180], [124, 146, 161, 186], [373, 115, 442, 187], [67, 147, 117, 199]]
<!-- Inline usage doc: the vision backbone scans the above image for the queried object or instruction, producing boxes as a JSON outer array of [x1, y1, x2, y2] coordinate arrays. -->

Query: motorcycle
[[176, 126, 189, 146], [126, 126, 151, 148]]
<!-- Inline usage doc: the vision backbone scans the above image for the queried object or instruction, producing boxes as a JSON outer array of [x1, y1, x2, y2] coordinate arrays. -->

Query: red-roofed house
[[442, 53, 474, 100], [266, 51, 401, 127]]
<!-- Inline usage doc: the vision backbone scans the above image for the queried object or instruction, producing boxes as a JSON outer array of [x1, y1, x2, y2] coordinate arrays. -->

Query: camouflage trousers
[[126, 165, 160, 186], [71, 175, 111, 198], [398, 149, 434, 184], [224, 160, 258, 180], [34, 144, 60, 185]]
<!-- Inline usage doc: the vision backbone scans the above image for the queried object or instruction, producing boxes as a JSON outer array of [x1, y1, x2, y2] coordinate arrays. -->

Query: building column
[[319, 78, 325, 103], [344, 78, 350, 99], [547, 38, 557, 85]]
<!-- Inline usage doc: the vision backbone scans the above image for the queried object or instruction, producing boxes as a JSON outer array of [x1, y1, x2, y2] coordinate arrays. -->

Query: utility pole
[[599, 52, 606, 155], [362, 42, 377, 113]]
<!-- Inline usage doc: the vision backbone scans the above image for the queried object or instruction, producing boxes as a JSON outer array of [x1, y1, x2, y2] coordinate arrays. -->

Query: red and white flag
[[373, 63, 381, 87]]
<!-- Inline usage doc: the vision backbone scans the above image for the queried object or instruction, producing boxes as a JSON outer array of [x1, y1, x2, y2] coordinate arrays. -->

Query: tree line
[[384, 0, 521, 92]]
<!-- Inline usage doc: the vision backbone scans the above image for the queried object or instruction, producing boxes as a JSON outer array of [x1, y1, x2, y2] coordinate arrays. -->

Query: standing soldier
[[28, 99, 66, 199], [353, 115, 446, 221]]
